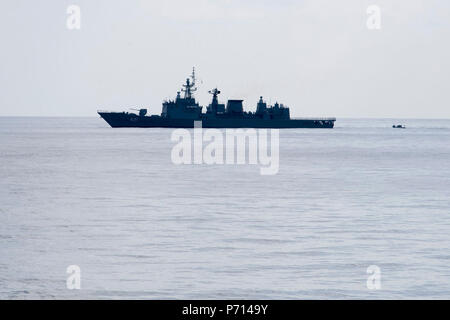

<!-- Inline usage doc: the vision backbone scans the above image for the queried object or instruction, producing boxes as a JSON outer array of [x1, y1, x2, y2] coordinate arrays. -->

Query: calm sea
[[0, 117, 449, 299]]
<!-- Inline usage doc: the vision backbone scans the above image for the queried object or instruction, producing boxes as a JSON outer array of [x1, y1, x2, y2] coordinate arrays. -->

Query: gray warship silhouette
[[98, 68, 335, 128]]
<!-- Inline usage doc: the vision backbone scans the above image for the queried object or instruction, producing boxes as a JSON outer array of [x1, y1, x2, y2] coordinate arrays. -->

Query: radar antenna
[[208, 88, 220, 102]]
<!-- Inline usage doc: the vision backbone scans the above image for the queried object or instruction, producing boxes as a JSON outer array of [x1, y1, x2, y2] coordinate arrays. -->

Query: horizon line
[[1, 115, 450, 120]]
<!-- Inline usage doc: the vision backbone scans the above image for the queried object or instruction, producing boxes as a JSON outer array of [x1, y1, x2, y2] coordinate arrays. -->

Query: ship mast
[[208, 88, 220, 105], [208, 88, 221, 114], [181, 67, 197, 99]]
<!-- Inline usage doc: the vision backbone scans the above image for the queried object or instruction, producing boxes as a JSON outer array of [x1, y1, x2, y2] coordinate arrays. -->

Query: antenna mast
[[181, 67, 197, 99]]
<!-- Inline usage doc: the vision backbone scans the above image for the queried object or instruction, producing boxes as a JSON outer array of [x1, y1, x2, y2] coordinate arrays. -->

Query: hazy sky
[[1, 0, 449, 118]]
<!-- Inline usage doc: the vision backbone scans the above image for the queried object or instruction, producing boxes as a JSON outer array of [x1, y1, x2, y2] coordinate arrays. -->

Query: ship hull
[[98, 112, 335, 129]]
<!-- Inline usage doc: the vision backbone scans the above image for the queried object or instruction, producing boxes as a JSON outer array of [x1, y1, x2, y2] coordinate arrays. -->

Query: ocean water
[[0, 117, 449, 299]]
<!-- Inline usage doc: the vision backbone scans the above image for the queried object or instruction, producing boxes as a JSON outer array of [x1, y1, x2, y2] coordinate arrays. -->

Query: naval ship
[[98, 69, 335, 128]]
